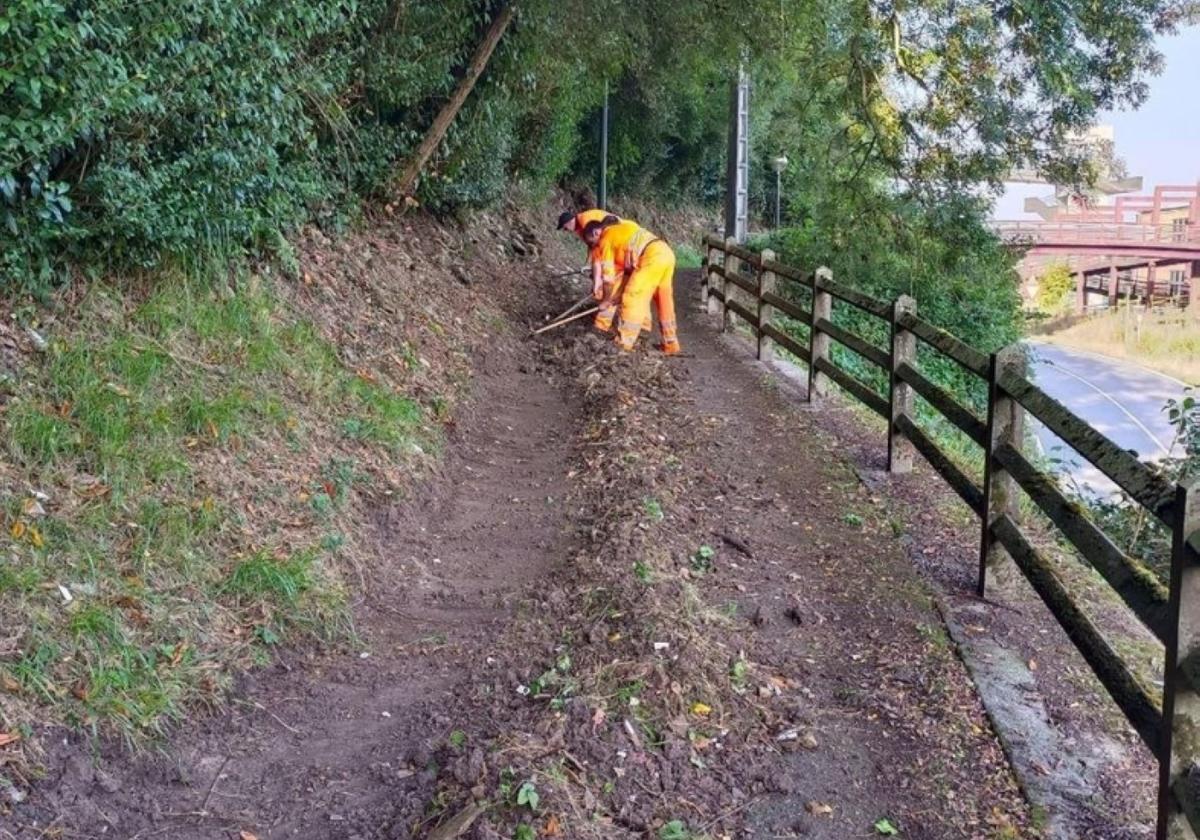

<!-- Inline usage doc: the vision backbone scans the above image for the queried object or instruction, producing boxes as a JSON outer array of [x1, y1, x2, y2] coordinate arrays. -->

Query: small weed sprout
[[642, 497, 664, 522], [690, 544, 715, 574], [516, 780, 539, 811]]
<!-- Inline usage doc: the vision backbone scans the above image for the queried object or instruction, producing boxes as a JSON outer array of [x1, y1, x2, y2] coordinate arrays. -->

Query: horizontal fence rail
[[700, 233, 1200, 840]]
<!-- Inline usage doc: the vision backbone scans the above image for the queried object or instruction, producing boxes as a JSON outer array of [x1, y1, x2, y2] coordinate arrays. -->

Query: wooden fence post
[[723, 237, 738, 332], [978, 344, 1025, 597], [701, 243, 716, 312], [807, 266, 832, 401], [1158, 480, 1200, 839], [707, 244, 725, 316], [758, 249, 777, 362], [888, 295, 916, 473]]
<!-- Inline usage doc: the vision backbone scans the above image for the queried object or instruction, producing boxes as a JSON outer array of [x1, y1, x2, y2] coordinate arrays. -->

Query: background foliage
[[1034, 264, 1077, 314], [1, 0, 1190, 292]]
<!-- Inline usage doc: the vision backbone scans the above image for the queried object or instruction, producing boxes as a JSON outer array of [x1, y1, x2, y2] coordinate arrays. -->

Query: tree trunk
[[394, 3, 515, 198]]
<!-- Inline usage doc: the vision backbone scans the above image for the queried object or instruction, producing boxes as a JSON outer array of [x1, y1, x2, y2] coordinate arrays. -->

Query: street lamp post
[[599, 81, 609, 210], [770, 155, 789, 228]]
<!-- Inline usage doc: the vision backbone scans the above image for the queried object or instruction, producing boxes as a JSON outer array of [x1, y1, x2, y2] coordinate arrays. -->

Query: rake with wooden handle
[[547, 291, 595, 323], [529, 304, 601, 336]]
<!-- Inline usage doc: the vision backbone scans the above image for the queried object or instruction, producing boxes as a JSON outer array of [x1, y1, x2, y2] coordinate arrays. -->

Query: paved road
[[1028, 341, 1189, 497]]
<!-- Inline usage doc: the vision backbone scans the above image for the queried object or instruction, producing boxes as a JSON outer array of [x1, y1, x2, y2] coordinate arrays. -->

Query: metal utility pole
[[771, 155, 788, 228], [724, 65, 750, 243], [598, 81, 609, 210]]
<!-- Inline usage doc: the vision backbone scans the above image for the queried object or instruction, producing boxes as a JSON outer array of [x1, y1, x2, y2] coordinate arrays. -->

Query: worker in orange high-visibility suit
[[582, 217, 680, 355], [556, 210, 649, 333]]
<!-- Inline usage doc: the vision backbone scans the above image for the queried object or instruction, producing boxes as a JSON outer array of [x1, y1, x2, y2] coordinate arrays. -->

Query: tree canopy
[[0, 0, 1191, 290]]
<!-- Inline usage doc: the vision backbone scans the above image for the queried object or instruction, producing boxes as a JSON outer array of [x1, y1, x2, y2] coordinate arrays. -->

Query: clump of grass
[[219, 547, 352, 648], [0, 267, 433, 747], [340, 376, 426, 449], [674, 244, 704, 270]]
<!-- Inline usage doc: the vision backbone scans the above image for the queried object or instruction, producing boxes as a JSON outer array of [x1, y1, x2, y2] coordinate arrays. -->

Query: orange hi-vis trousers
[[615, 240, 679, 353], [595, 282, 652, 333]]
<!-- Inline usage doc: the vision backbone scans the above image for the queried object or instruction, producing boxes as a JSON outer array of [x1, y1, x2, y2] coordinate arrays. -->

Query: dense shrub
[[1, 0, 1176, 292], [0, 1, 602, 292]]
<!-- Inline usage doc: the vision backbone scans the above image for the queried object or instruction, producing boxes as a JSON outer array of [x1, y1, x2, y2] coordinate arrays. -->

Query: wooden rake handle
[[548, 292, 595, 323], [529, 305, 601, 336]]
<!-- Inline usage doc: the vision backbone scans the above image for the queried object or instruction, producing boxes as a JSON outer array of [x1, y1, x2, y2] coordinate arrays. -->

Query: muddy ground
[[2, 218, 1149, 839]]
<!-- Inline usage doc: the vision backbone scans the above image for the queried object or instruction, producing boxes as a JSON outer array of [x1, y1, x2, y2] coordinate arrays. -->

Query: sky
[[992, 25, 1200, 219]]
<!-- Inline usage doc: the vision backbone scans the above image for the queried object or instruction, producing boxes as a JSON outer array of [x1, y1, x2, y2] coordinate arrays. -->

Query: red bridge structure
[[993, 183, 1200, 312]]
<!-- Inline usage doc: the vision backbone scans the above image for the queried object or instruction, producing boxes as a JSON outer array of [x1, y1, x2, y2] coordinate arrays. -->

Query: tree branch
[[394, 3, 515, 198]]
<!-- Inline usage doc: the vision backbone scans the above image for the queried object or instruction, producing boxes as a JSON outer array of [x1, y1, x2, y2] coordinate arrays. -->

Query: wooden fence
[[700, 233, 1200, 839]]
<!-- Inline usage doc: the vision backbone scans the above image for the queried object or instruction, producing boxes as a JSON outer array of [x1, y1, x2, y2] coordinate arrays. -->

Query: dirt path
[[654, 281, 1030, 837], [9, 263, 1037, 840], [8, 322, 579, 839]]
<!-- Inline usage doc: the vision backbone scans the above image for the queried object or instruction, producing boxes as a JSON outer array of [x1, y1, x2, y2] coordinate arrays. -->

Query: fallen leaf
[[805, 801, 833, 816], [9, 521, 26, 539], [30, 527, 45, 549], [240, 832, 259, 840], [690, 702, 712, 717], [1028, 658, 1038, 671], [0, 732, 20, 748], [542, 815, 562, 836], [1, 675, 20, 693]]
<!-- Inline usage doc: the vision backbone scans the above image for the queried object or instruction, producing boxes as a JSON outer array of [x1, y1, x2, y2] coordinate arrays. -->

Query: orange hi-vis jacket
[[594, 220, 677, 352], [593, 220, 660, 286], [592, 220, 655, 333]]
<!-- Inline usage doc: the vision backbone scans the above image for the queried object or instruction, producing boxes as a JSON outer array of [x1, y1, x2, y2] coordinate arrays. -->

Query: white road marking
[[1039, 358, 1173, 457]]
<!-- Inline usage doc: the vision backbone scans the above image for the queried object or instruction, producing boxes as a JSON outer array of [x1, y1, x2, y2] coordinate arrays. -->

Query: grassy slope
[[0, 214, 503, 767], [1041, 306, 1200, 385]]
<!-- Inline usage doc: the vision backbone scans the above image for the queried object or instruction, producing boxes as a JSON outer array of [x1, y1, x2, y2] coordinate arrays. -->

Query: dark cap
[[555, 211, 575, 230]]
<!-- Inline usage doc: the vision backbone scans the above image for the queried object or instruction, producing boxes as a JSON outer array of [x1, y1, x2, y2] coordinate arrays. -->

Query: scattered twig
[[698, 795, 762, 832], [257, 706, 301, 735], [719, 530, 754, 558], [426, 800, 489, 840], [131, 336, 226, 374], [198, 755, 230, 816]]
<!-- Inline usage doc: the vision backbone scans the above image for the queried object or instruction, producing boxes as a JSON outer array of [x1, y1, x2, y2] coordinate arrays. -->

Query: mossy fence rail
[[700, 233, 1200, 839]]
